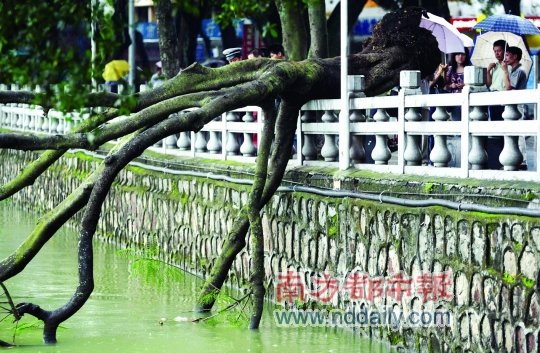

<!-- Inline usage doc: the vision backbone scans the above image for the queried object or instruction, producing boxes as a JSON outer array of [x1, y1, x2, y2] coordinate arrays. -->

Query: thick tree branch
[[246, 99, 277, 329], [0, 91, 123, 110], [196, 98, 301, 312], [0, 109, 120, 200]]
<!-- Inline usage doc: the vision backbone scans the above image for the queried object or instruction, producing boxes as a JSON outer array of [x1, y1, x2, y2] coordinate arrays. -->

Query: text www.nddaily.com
[[273, 307, 452, 330]]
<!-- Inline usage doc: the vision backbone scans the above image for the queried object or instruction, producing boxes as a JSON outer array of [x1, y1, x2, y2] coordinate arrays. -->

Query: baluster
[[49, 114, 59, 135], [499, 104, 523, 170], [41, 112, 50, 132], [0, 84, 6, 127], [240, 132, 257, 156], [0, 84, 5, 128], [371, 109, 391, 165], [27, 111, 35, 131], [403, 108, 422, 165], [65, 113, 74, 133], [177, 132, 191, 150], [430, 107, 452, 167], [56, 113, 65, 134], [194, 131, 207, 152], [165, 133, 178, 149], [15, 110, 23, 129], [468, 106, 488, 169], [164, 113, 178, 149], [14, 85, 23, 129], [177, 113, 191, 150], [33, 86, 43, 131], [225, 111, 240, 156], [349, 109, 366, 163], [207, 116, 222, 154], [321, 110, 338, 161], [301, 111, 317, 160], [21, 85, 32, 130], [9, 84, 19, 128], [240, 112, 257, 156]]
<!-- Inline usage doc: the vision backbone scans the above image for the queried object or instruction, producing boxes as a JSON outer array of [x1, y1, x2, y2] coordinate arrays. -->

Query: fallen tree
[[0, 7, 440, 342]]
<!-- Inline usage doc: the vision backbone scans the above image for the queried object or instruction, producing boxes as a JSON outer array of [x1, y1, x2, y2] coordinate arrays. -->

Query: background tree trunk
[[374, 0, 450, 19], [220, 20, 243, 54], [274, 0, 308, 60], [176, 2, 210, 69], [154, 0, 181, 78], [307, 0, 329, 59], [326, 0, 367, 57], [501, 0, 521, 15]]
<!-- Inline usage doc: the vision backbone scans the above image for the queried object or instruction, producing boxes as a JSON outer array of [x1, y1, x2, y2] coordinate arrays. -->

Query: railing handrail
[[1, 69, 539, 182]]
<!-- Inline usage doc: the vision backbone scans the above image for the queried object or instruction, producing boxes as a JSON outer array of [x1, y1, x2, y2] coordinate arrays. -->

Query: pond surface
[[0, 204, 395, 352]]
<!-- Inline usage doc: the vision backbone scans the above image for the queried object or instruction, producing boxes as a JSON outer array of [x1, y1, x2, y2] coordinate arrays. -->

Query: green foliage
[[328, 214, 338, 238], [503, 272, 516, 284], [0, 0, 119, 110], [116, 240, 185, 288], [13, 319, 66, 335], [523, 191, 536, 201], [262, 22, 279, 38], [203, 291, 250, 328], [201, 290, 220, 305], [522, 276, 535, 288], [424, 183, 435, 193], [215, 0, 272, 28], [476, 0, 505, 16]]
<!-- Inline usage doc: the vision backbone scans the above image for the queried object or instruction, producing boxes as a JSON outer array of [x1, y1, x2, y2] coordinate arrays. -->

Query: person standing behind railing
[[443, 48, 472, 121], [485, 40, 508, 169], [424, 64, 448, 165], [501, 46, 529, 169], [501, 46, 527, 91]]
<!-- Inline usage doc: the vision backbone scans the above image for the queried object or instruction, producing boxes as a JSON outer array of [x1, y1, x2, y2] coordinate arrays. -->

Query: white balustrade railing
[[1, 67, 539, 182]]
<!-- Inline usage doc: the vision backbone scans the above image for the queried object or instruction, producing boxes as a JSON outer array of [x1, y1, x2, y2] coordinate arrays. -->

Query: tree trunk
[[154, 0, 181, 78], [176, 3, 210, 69], [246, 100, 276, 329], [307, 0, 329, 59], [501, 0, 521, 15], [274, 0, 308, 60], [326, 0, 368, 57]]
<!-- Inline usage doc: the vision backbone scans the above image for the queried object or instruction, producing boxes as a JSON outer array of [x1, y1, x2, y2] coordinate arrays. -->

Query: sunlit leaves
[[262, 22, 279, 38], [215, 0, 273, 27]]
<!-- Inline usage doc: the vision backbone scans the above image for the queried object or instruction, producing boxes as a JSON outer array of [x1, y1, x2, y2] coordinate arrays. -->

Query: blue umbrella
[[472, 14, 540, 36]]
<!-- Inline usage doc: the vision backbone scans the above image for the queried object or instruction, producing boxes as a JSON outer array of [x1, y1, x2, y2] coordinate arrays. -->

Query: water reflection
[[0, 204, 395, 352]]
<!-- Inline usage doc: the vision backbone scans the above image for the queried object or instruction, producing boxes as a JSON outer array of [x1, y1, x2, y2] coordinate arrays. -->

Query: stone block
[[400, 70, 421, 89], [464, 66, 486, 86], [348, 75, 365, 92]]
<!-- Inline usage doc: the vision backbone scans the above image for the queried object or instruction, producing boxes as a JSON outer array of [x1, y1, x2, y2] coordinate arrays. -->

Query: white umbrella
[[471, 31, 532, 76], [420, 12, 465, 54], [459, 33, 475, 48]]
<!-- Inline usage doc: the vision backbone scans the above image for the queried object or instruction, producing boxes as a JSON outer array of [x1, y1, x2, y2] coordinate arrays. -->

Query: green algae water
[[0, 204, 395, 353]]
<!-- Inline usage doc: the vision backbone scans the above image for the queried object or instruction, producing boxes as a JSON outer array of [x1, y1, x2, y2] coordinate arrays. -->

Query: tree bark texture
[[154, 0, 181, 78], [274, 0, 309, 60], [307, 0, 329, 59]]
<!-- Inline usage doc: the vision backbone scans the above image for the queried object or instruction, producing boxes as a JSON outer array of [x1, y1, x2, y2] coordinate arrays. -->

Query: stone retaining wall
[[3, 149, 540, 352]]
